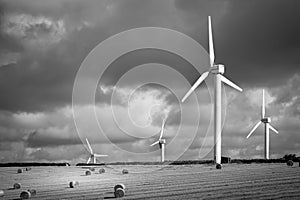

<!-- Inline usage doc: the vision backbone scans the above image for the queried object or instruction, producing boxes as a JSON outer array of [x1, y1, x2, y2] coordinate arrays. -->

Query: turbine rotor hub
[[211, 64, 225, 74], [159, 139, 166, 144], [261, 117, 271, 123]]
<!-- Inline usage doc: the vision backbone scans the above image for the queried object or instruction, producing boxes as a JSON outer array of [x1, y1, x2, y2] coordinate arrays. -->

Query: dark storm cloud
[[0, 0, 300, 110], [0, 0, 299, 112], [219, 0, 300, 86], [99, 49, 198, 87], [0, 45, 78, 111], [97, 0, 300, 91], [175, 0, 300, 87], [0, 0, 187, 112], [0, 33, 23, 53], [26, 130, 80, 148]]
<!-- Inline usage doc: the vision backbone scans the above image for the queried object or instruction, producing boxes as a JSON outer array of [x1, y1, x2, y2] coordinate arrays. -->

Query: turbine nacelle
[[159, 139, 166, 144], [211, 64, 225, 74], [159, 139, 166, 149], [261, 117, 271, 123]]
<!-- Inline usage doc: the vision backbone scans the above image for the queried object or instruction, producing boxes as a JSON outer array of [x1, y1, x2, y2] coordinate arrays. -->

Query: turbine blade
[[247, 121, 262, 138], [182, 71, 209, 102], [87, 157, 91, 164], [150, 141, 159, 146], [94, 154, 108, 157], [219, 74, 243, 92], [262, 89, 265, 118], [208, 16, 215, 66], [85, 138, 93, 154], [159, 119, 166, 139], [268, 123, 279, 134]]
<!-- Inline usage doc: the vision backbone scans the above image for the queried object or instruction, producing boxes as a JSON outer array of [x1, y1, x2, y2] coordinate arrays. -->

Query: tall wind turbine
[[246, 89, 279, 159], [182, 16, 243, 165], [150, 119, 166, 162], [85, 138, 108, 164]]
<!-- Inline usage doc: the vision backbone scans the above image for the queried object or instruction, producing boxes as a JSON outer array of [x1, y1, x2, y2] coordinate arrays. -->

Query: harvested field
[[0, 163, 299, 199]]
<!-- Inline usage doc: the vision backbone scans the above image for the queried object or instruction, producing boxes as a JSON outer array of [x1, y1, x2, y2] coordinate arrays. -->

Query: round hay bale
[[122, 169, 128, 174], [27, 189, 36, 196], [287, 160, 293, 166], [0, 190, 4, 197], [25, 167, 31, 171], [85, 170, 92, 176], [69, 181, 79, 188], [13, 183, 21, 189], [17, 168, 23, 173], [114, 188, 125, 198], [114, 184, 125, 192], [20, 190, 31, 199], [99, 168, 105, 174], [216, 163, 222, 169]]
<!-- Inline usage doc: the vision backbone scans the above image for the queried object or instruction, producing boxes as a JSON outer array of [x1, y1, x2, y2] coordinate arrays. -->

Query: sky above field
[[0, 0, 299, 164]]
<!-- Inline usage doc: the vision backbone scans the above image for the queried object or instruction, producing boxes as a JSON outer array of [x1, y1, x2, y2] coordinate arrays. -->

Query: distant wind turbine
[[85, 138, 108, 164], [182, 16, 243, 165], [246, 89, 279, 159], [150, 119, 166, 162]]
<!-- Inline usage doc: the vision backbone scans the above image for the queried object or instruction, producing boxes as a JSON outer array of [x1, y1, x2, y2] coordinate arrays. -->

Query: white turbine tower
[[85, 138, 108, 164], [150, 119, 166, 162], [246, 89, 279, 159], [182, 16, 243, 165]]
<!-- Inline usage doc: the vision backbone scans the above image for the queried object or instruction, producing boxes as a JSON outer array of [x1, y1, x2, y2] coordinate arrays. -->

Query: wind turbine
[[246, 89, 279, 159], [150, 119, 166, 162], [182, 16, 243, 165], [85, 138, 108, 164]]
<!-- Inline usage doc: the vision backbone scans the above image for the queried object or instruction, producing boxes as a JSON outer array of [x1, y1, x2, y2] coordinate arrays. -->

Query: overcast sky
[[0, 0, 299, 164]]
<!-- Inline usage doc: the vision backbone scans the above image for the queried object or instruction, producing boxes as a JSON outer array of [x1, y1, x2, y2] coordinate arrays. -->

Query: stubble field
[[0, 163, 299, 199]]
